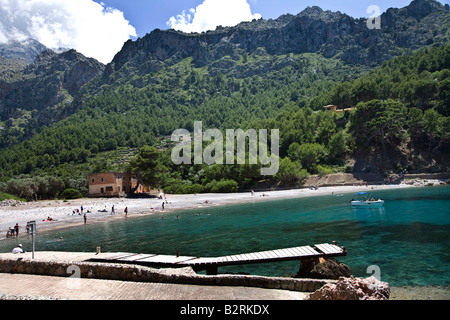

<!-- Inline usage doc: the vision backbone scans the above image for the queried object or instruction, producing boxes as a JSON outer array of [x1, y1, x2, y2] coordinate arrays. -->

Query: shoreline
[[1, 182, 449, 300], [0, 181, 441, 243]]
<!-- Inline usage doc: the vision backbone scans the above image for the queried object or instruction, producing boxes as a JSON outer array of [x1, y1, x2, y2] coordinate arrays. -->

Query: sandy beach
[[0, 182, 426, 242]]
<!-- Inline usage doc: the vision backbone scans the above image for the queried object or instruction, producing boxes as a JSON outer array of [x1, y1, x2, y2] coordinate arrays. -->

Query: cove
[[1, 185, 448, 287]]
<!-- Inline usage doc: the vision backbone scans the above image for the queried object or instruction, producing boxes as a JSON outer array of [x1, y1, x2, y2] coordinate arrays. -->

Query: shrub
[[0, 192, 26, 202], [61, 188, 83, 200], [210, 179, 238, 193], [163, 182, 204, 194]]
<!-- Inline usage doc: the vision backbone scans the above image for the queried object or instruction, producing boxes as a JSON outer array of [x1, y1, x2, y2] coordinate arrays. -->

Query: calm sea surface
[[1, 185, 449, 287]]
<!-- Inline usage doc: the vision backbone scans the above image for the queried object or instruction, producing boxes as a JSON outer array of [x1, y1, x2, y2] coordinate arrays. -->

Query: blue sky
[[98, 0, 449, 38]]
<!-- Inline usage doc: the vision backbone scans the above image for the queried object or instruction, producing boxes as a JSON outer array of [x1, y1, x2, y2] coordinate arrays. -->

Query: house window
[[101, 178, 104, 182], [118, 186, 121, 191], [91, 179, 95, 183], [105, 186, 113, 192]]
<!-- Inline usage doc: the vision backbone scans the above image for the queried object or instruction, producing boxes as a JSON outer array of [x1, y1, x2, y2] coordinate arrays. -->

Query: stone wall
[[0, 256, 335, 292]]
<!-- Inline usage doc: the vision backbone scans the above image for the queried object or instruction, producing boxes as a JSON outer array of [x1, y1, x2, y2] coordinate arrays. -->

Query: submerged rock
[[309, 276, 390, 300]]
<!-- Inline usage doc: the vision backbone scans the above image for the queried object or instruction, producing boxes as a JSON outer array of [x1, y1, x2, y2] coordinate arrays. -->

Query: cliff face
[[109, 0, 449, 73], [0, 48, 104, 146]]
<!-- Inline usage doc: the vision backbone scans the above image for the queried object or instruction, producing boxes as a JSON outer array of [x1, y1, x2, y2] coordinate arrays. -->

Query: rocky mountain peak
[[298, 6, 324, 17], [0, 45, 105, 144], [406, 0, 447, 19], [0, 39, 48, 64], [108, 0, 449, 74]]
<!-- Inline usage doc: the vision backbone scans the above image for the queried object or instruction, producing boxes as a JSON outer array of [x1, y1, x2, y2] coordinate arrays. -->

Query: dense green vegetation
[[0, 45, 449, 198], [0, 191, 26, 202], [0, 52, 365, 176]]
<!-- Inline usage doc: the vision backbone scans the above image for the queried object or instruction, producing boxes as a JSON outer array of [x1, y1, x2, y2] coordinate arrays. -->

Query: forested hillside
[[0, 0, 449, 199]]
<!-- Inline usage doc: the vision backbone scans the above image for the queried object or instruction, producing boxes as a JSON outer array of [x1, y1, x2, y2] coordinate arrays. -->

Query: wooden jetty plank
[[248, 252, 260, 260], [291, 247, 311, 257], [304, 246, 321, 256], [174, 257, 199, 265], [288, 247, 303, 257], [256, 250, 271, 259], [264, 250, 280, 259], [238, 254, 249, 261], [120, 254, 154, 261], [240, 253, 253, 261], [225, 256, 235, 262], [138, 254, 196, 264], [184, 257, 217, 265], [237, 254, 251, 261], [263, 250, 278, 259], [223, 255, 234, 262], [220, 256, 232, 263], [285, 248, 300, 257], [298, 246, 316, 256], [235, 254, 246, 261], [272, 249, 287, 258], [276, 248, 294, 258], [253, 252, 265, 260], [315, 243, 343, 255], [247, 253, 258, 260], [106, 253, 139, 261], [329, 244, 344, 254]]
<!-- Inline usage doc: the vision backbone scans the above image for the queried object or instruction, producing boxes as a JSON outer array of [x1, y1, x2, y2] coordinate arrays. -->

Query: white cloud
[[167, 0, 262, 33], [0, 0, 137, 64]]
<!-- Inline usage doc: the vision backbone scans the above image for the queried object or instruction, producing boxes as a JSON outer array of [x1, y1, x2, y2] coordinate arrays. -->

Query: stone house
[[88, 172, 150, 197]]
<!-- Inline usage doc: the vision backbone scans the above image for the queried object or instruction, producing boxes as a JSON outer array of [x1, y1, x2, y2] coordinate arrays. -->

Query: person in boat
[[370, 197, 375, 201]]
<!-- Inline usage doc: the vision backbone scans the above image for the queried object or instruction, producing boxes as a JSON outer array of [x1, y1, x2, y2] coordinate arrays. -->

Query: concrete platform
[[0, 273, 308, 300]]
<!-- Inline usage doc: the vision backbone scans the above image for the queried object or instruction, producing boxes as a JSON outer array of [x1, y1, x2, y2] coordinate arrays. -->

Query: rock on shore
[[0, 199, 26, 207], [309, 276, 390, 300]]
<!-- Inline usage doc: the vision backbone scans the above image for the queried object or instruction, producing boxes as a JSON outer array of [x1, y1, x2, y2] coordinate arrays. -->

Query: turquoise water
[[1, 186, 449, 287]]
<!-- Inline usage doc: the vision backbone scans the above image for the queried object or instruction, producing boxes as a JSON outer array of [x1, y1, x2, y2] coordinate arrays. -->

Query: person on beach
[[10, 226, 15, 237], [12, 244, 24, 254], [14, 223, 20, 237], [162, 202, 165, 210], [84, 213, 87, 225], [111, 205, 115, 215], [124, 207, 128, 216]]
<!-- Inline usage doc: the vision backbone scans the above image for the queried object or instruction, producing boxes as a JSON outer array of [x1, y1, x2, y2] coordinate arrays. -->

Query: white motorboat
[[351, 192, 384, 207]]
